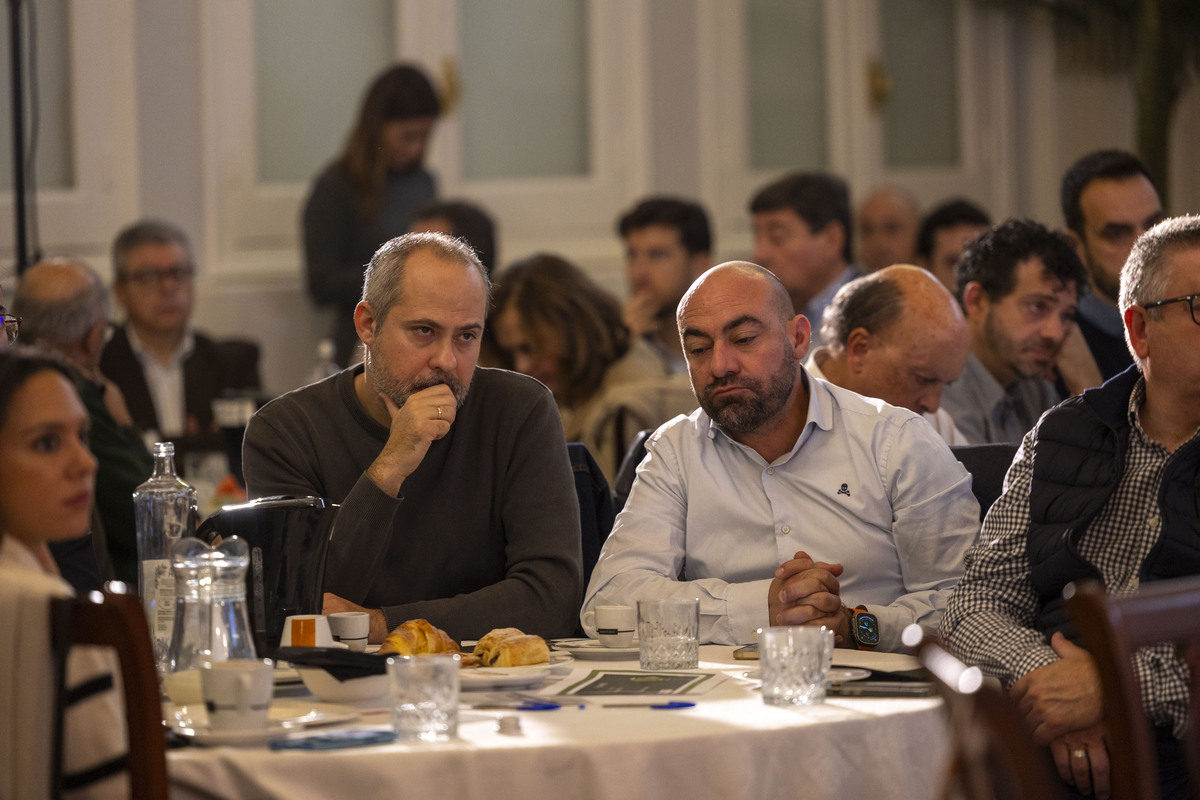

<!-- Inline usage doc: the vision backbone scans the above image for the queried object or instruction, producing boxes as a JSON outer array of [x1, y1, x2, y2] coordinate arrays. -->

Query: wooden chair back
[[1066, 577, 1200, 800], [51, 587, 168, 800], [915, 635, 1065, 800]]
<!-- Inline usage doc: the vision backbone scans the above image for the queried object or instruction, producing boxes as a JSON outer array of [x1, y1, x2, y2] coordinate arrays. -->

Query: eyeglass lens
[[1, 316, 18, 344], [127, 265, 193, 286]]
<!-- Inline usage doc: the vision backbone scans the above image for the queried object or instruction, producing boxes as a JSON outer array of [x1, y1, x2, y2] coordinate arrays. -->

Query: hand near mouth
[[366, 383, 457, 496]]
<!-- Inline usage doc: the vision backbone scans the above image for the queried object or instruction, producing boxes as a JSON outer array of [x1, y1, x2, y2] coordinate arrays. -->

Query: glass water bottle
[[133, 442, 197, 674]]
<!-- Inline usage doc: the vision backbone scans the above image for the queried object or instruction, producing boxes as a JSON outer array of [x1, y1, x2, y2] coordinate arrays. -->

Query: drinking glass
[[638, 598, 700, 670], [387, 654, 460, 741], [760, 626, 834, 706]]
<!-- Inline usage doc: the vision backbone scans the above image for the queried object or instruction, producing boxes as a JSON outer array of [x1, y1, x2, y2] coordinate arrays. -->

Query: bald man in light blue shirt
[[583, 262, 980, 651]]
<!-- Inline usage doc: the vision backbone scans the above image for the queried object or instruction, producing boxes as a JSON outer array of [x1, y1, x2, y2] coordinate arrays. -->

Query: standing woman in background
[[303, 64, 441, 367]]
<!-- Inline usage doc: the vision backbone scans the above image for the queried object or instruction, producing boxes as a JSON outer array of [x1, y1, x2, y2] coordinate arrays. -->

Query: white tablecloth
[[168, 646, 950, 800]]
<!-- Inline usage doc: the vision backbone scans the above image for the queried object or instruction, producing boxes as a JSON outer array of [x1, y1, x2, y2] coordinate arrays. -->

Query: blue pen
[[516, 701, 562, 711], [600, 701, 695, 710], [468, 700, 562, 711]]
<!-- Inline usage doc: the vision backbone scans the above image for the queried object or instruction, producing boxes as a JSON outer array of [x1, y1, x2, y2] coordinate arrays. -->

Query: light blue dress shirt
[[583, 371, 981, 651]]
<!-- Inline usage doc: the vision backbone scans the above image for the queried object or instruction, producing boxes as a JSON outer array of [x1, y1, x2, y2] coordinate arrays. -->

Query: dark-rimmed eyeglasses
[[1, 314, 20, 345], [120, 264, 195, 288], [1141, 293, 1200, 326]]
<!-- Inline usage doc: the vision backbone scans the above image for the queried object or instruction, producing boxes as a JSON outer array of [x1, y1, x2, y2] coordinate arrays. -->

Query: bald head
[[679, 261, 796, 331], [14, 258, 109, 367], [676, 261, 810, 447], [818, 265, 968, 415], [858, 186, 920, 273]]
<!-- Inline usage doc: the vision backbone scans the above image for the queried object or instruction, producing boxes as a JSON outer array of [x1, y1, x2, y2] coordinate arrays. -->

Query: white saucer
[[173, 721, 290, 747], [460, 664, 557, 691], [164, 700, 360, 746], [553, 638, 639, 660]]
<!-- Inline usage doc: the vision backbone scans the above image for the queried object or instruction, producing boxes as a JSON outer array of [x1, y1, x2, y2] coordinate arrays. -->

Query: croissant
[[378, 618, 460, 656], [473, 629, 550, 667]]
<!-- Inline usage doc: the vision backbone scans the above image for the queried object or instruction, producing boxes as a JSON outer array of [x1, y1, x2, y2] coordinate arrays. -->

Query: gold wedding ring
[[437, 406, 443, 419], [1071, 749, 1087, 760]]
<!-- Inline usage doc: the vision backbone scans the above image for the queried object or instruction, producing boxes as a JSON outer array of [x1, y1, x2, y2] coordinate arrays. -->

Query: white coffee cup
[[583, 604, 637, 648], [281, 614, 339, 648], [200, 660, 274, 730], [327, 611, 370, 652]]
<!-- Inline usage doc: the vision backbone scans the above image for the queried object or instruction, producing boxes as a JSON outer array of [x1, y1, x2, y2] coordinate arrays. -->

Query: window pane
[[458, 0, 589, 180], [745, 0, 827, 171], [880, 0, 960, 168], [254, 0, 395, 183], [0, 0, 73, 190]]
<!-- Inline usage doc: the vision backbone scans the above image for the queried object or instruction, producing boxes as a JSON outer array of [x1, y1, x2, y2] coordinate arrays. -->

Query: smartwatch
[[848, 605, 879, 650]]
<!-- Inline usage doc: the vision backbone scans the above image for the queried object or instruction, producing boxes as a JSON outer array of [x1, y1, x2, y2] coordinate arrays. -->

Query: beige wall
[[18, 1, 1198, 397]]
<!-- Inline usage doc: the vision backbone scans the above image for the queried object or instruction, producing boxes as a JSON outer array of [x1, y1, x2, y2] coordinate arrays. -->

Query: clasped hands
[[767, 550, 851, 645], [1012, 632, 1110, 798]]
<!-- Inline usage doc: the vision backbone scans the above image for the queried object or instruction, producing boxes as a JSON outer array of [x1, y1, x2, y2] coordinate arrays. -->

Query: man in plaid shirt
[[942, 215, 1200, 800]]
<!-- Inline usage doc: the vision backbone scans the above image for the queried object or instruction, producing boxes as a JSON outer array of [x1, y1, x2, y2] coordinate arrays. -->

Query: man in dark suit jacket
[[100, 219, 261, 470]]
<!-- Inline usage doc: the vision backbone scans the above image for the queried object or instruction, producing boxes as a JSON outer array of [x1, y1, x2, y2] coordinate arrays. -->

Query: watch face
[[854, 613, 880, 646]]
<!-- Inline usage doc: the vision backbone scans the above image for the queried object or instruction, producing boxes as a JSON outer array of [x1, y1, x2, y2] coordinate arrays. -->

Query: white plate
[[459, 664, 557, 691], [164, 700, 360, 746], [829, 667, 871, 683], [740, 667, 872, 683], [552, 638, 639, 660]]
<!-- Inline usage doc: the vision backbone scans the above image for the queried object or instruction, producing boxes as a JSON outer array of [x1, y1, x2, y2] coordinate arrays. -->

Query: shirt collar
[[126, 325, 195, 367], [704, 365, 828, 464], [803, 265, 858, 321], [1077, 290, 1126, 338]]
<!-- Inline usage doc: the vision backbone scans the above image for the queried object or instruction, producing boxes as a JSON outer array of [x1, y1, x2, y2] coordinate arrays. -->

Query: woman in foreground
[[0, 347, 127, 798]]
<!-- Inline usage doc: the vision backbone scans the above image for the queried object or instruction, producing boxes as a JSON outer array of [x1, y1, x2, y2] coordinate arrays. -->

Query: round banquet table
[[167, 645, 950, 800]]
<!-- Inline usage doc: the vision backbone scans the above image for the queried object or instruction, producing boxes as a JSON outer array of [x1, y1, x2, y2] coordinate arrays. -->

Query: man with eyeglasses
[[943, 217, 1200, 799], [939, 218, 1087, 444], [100, 219, 260, 465]]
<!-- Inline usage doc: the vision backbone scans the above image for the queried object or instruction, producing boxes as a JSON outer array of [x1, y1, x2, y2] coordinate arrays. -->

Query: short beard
[[364, 343, 471, 410], [698, 351, 797, 435]]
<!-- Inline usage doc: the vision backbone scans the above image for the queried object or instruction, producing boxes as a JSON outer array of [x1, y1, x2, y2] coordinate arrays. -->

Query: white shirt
[[804, 351, 971, 446], [126, 327, 194, 438], [582, 370, 980, 651]]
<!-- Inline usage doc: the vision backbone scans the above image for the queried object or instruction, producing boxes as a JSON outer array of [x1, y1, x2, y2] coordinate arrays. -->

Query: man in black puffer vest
[[942, 215, 1200, 800]]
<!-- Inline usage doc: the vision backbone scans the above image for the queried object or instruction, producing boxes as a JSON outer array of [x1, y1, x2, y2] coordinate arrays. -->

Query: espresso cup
[[200, 660, 274, 730], [583, 604, 637, 648], [281, 614, 337, 648], [327, 611, 370, 652]]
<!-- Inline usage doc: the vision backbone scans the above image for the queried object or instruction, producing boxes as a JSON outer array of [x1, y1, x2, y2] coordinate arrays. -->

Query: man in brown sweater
[[242, 233, 583, 642]]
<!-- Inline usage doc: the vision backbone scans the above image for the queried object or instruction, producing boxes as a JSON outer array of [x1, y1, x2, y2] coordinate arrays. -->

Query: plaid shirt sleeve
[[941, 433, 1060, 685], [943, 425, 1192, 736]]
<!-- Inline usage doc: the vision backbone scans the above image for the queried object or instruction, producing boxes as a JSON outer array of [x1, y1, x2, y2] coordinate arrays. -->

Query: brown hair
[[338, 64, 440, 212], [492, 254, 630, 408]]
